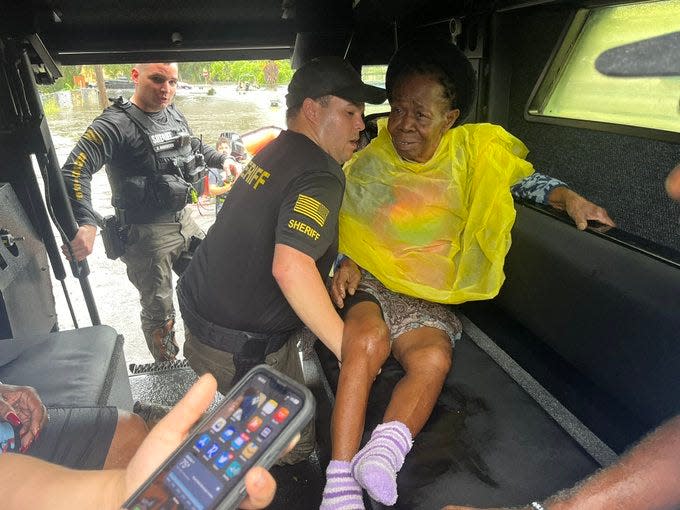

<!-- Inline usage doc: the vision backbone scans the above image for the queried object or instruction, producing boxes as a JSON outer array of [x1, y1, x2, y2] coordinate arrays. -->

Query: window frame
[[524, 7, 680, 144]]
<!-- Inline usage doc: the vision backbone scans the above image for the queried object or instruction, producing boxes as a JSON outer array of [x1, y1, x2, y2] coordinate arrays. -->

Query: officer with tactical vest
[[61, 63, 235, 361]]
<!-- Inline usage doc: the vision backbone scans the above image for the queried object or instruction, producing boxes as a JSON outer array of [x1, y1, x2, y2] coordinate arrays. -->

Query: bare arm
[[546, 416, 680, 510], [273, 243, 343, 360], [547, 186, 615, 231], [0, 375, 281, 510], [511, 173, 615, 231], [1, 455, 124, 510], [60, 114, 124, 260]]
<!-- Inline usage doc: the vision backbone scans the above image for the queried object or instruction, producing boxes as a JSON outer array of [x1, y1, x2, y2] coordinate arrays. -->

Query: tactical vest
[[109, 97, 204, 215]]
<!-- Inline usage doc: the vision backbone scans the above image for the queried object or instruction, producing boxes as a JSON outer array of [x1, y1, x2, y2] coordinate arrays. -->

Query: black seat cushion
[[0, 325, 132, 410]]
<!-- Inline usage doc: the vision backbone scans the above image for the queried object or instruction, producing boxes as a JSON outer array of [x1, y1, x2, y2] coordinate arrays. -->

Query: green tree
[[178, 62, 209, 83], [102, 63, 133, 79], [38, 59, 294, 93], [38, 65, 82, 93]]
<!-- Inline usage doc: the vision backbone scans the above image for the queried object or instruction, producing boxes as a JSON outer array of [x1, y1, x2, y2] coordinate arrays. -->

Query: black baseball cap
[[286, 56, 386, 108], [386, 40, 476, 124]]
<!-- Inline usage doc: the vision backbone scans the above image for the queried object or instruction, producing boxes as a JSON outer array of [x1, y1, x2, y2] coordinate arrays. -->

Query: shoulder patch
[[293, 194, 329, 227], [82, 127, 104, 145]]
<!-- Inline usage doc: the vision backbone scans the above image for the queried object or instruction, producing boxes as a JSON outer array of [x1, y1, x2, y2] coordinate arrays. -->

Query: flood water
[[43, 85, 289, 365], [45, 85, 289, 157]]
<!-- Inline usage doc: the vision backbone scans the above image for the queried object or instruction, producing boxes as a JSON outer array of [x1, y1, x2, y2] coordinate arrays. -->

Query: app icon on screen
[[220, 425, 237, 442], [211, 417, 227, 432], [205, 443, 220, 460], [215, 451, 232, 469], [232, 408, 243, 421], [262, 399, 278, 415], [247, 416, 263, 432], [231, 432, 250, 450], [272, 407, 290, 424], [259, 426, 272, 440], [242, 442, 259, 459], [194, 433, 211, 450], [226, 460, 242, 478]]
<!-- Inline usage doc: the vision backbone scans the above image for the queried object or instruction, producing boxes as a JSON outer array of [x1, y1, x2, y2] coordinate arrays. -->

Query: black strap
[[111, 97, 156, 131], [118, 208, 180, 225], [110, 97, 158, 170]]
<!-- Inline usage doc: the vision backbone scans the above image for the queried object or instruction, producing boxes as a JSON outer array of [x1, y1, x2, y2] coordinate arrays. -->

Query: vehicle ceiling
[[3, 0, 617, 68]]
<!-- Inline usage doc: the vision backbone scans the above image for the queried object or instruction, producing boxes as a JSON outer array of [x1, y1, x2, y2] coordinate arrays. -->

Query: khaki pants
[[184, 327, 315, 464], [120, 209, 204, 360]]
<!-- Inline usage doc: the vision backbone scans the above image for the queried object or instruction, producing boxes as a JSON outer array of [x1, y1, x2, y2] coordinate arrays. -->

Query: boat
[[240, 125, 282, 155]]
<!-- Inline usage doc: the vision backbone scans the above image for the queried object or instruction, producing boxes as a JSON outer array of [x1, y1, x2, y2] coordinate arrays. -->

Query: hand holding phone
[[0, 421, 20, 453], [0, 384, 47, 453], [123, 365, 315, 510]]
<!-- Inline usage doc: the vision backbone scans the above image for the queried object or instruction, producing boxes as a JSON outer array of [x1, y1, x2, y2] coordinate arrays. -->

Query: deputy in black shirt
[[178, 57, 385, 463], [61, 63, 232, 361]]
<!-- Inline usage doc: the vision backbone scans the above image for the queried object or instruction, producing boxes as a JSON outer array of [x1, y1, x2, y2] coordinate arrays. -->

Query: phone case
[[123, 364, 315, 510]]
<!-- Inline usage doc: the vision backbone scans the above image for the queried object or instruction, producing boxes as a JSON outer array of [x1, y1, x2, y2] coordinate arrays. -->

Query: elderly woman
[[320, 40, 614, 510]]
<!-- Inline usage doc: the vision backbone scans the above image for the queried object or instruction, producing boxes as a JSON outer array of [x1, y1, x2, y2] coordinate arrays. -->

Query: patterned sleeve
[[510, 171, 568, 205], [61, 113, 121, 226]]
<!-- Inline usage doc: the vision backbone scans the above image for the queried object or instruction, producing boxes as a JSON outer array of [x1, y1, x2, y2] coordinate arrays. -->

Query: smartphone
[[123, 364, 315, 510], [0, 421, 20, 453]]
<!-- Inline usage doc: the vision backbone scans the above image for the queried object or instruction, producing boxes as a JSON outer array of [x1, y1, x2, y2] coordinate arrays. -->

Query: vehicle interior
[[1, 0, 679, 508]]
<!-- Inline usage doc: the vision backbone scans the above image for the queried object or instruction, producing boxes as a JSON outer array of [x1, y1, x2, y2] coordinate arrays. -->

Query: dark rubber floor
[[130, 324, 602, 509]]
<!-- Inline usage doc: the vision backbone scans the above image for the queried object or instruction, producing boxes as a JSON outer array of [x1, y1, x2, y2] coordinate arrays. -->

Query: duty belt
[[177, 280, 292, 359], [118, 208, 181, 225]]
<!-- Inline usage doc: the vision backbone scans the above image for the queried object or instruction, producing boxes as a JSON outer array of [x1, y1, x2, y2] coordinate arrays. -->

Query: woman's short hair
[[386, 40, 476, 124]]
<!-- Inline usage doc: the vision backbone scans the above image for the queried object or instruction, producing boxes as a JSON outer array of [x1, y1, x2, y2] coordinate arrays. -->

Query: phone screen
[[125, 369, 306, 510]]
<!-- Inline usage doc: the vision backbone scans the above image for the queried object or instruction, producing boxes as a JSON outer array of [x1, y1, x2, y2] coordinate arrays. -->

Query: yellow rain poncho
[[339, 119, 534, 304]]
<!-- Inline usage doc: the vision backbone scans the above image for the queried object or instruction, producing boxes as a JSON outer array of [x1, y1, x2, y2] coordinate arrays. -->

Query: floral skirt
[[356, 270, 462, 346]]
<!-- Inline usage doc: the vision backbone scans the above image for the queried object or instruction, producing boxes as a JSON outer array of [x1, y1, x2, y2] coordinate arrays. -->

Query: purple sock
[[320, 460, 365, 510], [350, 421, 412, 506]]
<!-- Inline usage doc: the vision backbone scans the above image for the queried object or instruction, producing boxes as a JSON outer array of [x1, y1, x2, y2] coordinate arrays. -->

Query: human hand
[[331, 257, 362, 308], [209, 182, 233, 197], [0, 384, 47, 452], [123, 374, 296, 509], [61, 224, 97, 261], [223, 157, 242, 179], [549, 188, 615, 231], [665, 163, 680, 201]]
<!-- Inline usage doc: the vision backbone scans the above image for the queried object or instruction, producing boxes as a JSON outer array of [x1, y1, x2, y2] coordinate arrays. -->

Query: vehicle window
[[526, 0, 680, 137], [361, 64, 389, 116], [40, 61, 292, 150]]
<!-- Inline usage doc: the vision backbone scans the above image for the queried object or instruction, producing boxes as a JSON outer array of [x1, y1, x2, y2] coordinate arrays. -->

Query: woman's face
[[387, 73, 460, 163]]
